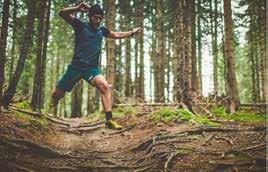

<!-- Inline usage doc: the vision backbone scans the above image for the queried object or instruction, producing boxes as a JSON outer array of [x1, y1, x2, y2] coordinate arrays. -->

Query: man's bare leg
[[50, 88, 66, 107], [91, 75, 122, 129]]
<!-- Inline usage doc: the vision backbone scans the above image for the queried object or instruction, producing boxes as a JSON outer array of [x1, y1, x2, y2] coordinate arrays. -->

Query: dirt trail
[[0, 108, 266, 172]]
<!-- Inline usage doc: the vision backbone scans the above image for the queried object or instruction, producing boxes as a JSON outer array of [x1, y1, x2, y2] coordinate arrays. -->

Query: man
[[50, 2, 142, 130]]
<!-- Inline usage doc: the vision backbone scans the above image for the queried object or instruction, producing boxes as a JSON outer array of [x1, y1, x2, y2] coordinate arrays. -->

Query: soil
[[0, 106, 266, 172]]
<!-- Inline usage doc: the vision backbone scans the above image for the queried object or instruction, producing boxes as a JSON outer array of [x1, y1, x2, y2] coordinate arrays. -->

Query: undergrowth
[[150, 108, 219, 126], [211, 106, 266, 124]]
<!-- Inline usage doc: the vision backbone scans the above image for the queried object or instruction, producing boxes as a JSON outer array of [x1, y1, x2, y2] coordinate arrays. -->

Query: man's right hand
[[77, 2, 91, 12]]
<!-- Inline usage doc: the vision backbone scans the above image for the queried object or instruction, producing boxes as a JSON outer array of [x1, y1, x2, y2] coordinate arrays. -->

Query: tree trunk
[[184, 0, 193, 103], [136, 0, 145, 100], [87, 86, 95, 115], [41, 0, 51, 107], [191, 0, 198, 95], [0, 0, 10, 109], [210, 0, 219, 94], [223, 0, 240, 113], [71, 80, 83, 118], [105, 0, 116, 89], [3, 0, 36, 107], [9, 0, 17, 85], [176, 0, 185, 103], [197, 0, 202, 96], [31, 0, 46, 111]]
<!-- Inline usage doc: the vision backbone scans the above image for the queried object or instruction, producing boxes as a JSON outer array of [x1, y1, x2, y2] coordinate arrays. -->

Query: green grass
[[211, 106, 266, 124], [150, 108, 219, 126]]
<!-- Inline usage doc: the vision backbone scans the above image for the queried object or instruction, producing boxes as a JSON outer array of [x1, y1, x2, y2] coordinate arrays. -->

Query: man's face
[[89, 14, 103, 29]]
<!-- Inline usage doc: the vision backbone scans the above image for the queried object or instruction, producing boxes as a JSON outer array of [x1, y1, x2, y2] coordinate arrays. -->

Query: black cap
[[88, 4, 104, 17]]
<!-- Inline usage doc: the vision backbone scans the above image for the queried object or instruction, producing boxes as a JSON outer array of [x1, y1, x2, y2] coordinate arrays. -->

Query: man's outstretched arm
[[59, 2, 91, 24], [108, 27, 143, 39]]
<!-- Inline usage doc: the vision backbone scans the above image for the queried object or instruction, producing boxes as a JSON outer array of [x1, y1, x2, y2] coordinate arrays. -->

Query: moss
[[13, 110, 49, 131], [211, 106, 266, 124], [15, 101, 32, 110], [113, 106, 137, 118], [150, 108, 219, 126]]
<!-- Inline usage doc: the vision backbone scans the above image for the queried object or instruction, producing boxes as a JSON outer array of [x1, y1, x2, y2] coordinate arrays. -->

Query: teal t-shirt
[[70, 18, 110, 69]]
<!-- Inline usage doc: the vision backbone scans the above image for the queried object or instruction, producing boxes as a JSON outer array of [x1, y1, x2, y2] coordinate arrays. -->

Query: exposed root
[[164, 152, 178, 172], [241, 143, 266, 152], [214, 136, 234, 146], [0, 136, 62, 158], [109, 125, 135, 135]]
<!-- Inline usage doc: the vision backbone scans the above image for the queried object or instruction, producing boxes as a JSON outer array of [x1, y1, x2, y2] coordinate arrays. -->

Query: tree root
[[0, 136, 62, 158], [109, 125, 135, 136], [164, 152, 178, 172]]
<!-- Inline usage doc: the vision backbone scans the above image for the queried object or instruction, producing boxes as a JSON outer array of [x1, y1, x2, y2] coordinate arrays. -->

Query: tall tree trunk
[[155, 0, 165, 102], [9, 0, 17, 85], [105, 0, 116, 90], [223, 0, 239, 113], [136, 0, 145, 99], [197, 0, 202, 96], [259, 7, 266, 102], [176, 0, 185, 103], [3, 0, 36, 107], [0, 0, 10, 109], [31, 0, 46, 110], [41, 0, 51, 107], [183, 0, 192, 104], [210, 0, 219, 94], [191, 0, 198, 95]]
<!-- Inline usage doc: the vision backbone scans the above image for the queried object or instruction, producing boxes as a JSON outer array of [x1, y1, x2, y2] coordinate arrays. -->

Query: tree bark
[[9, 0, 17, 85], [223, 0, 240, 113], [31, 0, 46, 110], [197, 0, 202, 96], [210, 0, 219, 94], [3, 0, 36, 107], [0, 0, 10, 109], [191, 0, 198, 95], [71, 80, 83, 118], [41, 0, 51, 107], [176, 0, 185, 103], [105, 0, 116, 89]]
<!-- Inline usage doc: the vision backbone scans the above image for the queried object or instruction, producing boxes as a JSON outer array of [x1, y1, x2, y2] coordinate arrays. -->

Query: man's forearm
[[59, 6, 79, 17], [109, 31, 133, 39]]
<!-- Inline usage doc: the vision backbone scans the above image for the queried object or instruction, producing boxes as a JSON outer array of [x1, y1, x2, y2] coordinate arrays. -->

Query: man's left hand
[[132, 27, 143, 35]]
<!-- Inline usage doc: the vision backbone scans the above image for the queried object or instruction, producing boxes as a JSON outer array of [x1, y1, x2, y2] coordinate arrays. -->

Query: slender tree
[[223, 0, 240, 112], [3, 0, 36, 107], [9, 0, 17, 84], [0, 0, 10, 109], [197, 0, 202, 96], [31, 0, 46, 110]]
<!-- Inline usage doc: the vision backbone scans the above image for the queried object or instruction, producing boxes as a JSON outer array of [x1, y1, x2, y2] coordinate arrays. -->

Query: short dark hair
[[88, 4, 104, 17]]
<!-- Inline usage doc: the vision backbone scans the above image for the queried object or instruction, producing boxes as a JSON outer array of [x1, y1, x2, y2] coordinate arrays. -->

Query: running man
[[50, 2, 142, 130]]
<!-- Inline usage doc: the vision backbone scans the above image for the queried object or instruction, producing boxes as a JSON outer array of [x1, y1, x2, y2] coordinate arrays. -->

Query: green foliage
[[113, 106, 137, 118], [211, 106, 266, 124], [150, 108, 219, 126], [15, 101, 31, 110]]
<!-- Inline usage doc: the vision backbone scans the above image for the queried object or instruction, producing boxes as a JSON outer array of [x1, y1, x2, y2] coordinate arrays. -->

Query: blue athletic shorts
[[56, 64, 101, 92]]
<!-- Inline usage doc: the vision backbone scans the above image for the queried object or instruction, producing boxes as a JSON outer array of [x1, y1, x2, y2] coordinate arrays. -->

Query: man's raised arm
[[108, 27, 143, 39], [59, 2, 91, 24]]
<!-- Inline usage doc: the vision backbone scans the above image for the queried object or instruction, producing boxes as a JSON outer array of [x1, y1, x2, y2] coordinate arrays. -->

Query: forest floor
[[0, 104, 266, 172]]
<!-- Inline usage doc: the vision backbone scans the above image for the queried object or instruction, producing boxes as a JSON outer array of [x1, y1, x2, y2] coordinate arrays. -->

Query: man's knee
[[97, 81, 110, 94], [52, 88, 66, 99]]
